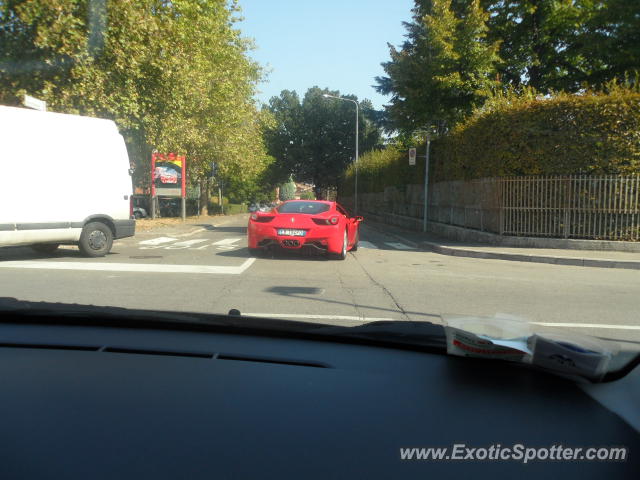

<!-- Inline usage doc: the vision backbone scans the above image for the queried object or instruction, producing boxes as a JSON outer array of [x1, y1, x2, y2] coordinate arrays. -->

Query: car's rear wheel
[[30, 243, 60, 254], [350, 231, 359, 252], [330, 230, 348, 260], [78, 221, 113, 257]]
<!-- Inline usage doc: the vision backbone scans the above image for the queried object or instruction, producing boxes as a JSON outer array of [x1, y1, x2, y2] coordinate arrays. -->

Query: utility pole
[[423, 134, 431, 232], [322, 94, 359, 214]]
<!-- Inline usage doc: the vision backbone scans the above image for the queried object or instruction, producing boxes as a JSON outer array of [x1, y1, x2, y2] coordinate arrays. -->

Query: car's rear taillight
[[251, 215, 274, 223], [312, 216, 340, 225]]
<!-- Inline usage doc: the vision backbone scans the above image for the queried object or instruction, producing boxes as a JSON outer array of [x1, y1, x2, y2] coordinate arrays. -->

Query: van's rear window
[[277, 202, 331, 214]]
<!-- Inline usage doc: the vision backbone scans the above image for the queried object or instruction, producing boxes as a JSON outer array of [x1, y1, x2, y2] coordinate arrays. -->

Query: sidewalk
[[135, 213, 246, 232], [365, 220, 640, 270]]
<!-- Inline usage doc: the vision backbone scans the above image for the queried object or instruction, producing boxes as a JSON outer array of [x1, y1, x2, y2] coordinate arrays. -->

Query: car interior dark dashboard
[[0, 299, 638, 479]]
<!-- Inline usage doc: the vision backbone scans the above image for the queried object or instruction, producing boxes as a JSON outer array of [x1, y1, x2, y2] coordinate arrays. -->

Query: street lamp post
[[322, 94, 358, 215]]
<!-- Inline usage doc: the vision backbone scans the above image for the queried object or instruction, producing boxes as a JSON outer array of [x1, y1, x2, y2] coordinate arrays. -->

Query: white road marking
[[243, 313, 394, 321], [165, 239, 208, 249], [174, 227, 206, 238], [212, 237, 242, 246], [384, 242, 416, 250], [533, 322, 640, 331], [138, 237, 177, 246], [359, 241, 378, 249], [0, 258, 256, 275]]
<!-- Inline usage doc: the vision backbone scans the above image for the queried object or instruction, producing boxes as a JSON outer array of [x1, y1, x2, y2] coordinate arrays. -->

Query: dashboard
[[0, 311, 638, 479]]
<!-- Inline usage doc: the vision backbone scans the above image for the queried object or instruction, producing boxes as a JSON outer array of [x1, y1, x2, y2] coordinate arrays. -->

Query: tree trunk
[[199, 178, 209, 216]]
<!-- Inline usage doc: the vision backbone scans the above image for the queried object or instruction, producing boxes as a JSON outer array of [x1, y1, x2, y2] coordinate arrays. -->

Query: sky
[[236, 0, 414, 111]]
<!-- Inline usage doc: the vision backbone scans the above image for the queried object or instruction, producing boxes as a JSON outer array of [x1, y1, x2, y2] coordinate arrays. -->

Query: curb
[[364, 222, 640, 270], [418, 241, 640, 270]]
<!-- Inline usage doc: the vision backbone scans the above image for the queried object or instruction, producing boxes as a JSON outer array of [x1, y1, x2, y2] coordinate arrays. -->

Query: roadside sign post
[[409, 137, 431, 232], [219, 179, 224, 215], [180, 155, 186, 221], [150, 152, 157, 219], [150, 152, 186, 219]]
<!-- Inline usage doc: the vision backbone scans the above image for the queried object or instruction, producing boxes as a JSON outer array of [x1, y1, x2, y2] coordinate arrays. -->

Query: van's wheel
[[30, 244, 59, 254], [78, 222, 113, 257]]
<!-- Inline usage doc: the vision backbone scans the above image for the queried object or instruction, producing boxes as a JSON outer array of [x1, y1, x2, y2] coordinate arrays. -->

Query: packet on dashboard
[[442, 314, 615, 380], [445, 327, 531, 362], [529, 333, 613, 381], [442, 315, 533, 363]]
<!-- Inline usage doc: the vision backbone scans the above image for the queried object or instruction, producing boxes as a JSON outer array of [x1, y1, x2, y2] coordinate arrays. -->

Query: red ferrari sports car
[[247, 200, 363, 259]]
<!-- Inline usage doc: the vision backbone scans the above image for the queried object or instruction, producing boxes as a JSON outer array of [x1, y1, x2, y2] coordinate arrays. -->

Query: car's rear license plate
[[277, 229, 306, 236]]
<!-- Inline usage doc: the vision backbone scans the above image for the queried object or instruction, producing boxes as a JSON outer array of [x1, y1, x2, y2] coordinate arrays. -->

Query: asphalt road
[[1, 214, 639, 350]]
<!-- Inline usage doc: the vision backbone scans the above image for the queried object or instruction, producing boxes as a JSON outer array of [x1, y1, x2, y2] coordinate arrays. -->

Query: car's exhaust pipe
[[282, 240, 300, 247]]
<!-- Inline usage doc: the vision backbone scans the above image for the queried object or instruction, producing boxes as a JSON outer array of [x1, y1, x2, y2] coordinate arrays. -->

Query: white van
[[0, 105, 135, 257]]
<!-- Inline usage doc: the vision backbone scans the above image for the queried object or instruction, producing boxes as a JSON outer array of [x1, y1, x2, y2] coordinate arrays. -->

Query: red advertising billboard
[[151, 153, 186, 198]]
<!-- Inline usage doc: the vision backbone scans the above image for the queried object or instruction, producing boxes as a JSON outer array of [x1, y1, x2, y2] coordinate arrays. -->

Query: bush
[[434, 86, 640, 181], [340, 84, 640, 195], [209, 196, 229, 206], [299, 190, 316, 200], [225, 203, 248, 215], [340, 145, 429, 196]]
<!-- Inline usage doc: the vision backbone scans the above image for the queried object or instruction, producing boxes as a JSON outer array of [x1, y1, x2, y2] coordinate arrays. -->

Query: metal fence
[[342, 175, 640, 241], [500, 175, 640, 240]]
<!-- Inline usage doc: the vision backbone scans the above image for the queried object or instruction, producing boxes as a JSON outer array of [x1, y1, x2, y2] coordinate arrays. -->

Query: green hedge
[[225, 203, 248, 215], [340, 86, 640, 195], [299, 191, 316, 200], [435, 88, 640, 181], [207, 202, 247, 215], [340, 146, 428, 196]]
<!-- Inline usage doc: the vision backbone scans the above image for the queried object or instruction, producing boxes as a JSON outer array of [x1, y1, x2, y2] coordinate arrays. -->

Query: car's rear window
[[277, 202, 331, 214]]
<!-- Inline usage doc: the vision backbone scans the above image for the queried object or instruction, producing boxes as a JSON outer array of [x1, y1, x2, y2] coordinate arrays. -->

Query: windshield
[[0, 0, 639, 381], [277, 202, 331, 215]]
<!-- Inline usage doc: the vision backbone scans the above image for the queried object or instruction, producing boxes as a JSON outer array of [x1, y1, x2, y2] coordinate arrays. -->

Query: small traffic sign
[[409, 147, 416, 166]]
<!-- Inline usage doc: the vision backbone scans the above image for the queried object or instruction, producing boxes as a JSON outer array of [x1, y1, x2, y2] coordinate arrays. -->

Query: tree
[[0, 0, 268, 209], [482, 0, 640, 92], [279, 176, 296, 201], [264, 86, 382, 193], [375, 0, 500, 133], [574, 0, 640, 88]]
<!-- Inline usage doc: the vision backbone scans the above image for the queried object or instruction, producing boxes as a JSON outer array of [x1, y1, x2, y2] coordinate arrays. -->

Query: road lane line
[[212, 237, 242, 246], [138, 237, 177, 245], [358, 241, 378, 249], [243, 313, 394, 321], [165, 239, 208, 249], [533, 322, 640, 330], [0, 258, 256, 275], [384, 242, 416, 250]]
